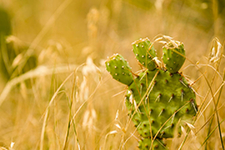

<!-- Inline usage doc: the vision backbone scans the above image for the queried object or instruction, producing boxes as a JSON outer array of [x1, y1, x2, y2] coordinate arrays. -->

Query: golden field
[[0, 0, 225, 149]]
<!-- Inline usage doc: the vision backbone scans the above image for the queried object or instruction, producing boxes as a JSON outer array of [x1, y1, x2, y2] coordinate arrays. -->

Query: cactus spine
[[105, 37, 198, 150]]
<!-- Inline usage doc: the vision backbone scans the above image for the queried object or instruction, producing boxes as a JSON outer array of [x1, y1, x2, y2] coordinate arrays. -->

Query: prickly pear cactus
[[105, 37, 198, 150], [132, 38, 157, 71], [106, 54, 133, 86], [162, 40, 185, 73]]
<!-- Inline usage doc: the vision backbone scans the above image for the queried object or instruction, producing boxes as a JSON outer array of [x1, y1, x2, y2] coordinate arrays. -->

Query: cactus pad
[[132, 38, 157, 70], [106, 37, 198, 149], [162, 41, 185, 73], [105, 54, 134, 86], [138, 138, 166, 150]]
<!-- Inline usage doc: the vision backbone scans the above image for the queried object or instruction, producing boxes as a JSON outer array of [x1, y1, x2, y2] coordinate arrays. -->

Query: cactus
[[162, 40, 185, 73], [105, 37, 198, 150], [132, 38, 157, 71], [106, 54, 133, 86]]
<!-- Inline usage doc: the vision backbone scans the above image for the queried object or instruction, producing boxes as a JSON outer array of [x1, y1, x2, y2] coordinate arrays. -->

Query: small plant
[[105, 37, 198, 149]]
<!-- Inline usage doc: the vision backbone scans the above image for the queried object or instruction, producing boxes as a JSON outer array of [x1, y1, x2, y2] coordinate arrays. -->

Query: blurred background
[[0, 0, 225, 149]]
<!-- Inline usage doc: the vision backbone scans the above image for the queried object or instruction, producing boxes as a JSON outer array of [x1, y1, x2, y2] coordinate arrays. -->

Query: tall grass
[[0, 0, 225, 149]]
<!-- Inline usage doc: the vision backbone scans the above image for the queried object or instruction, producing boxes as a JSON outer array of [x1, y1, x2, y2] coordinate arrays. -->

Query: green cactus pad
[[132, 38, 157, 70], [162, 41, 185, 73], [126, 69, 197, 139], [105, 54, 133, 85], [138, 138, 167, 150]]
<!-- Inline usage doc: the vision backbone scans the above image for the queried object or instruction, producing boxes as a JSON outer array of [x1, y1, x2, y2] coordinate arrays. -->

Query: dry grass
[[0, 0, 225, 150]]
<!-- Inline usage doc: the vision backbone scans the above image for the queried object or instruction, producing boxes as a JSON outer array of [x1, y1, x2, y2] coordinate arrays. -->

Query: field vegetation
[[0, 0, 225, 149]]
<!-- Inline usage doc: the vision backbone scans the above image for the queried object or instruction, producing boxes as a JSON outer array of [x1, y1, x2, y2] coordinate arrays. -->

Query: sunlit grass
[[0, 0, 225, 150]]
